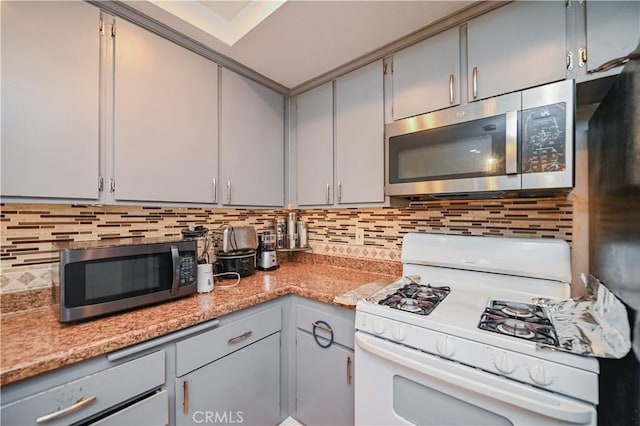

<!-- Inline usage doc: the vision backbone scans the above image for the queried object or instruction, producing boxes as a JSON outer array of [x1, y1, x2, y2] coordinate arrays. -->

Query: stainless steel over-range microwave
[[385, 79, 575, 198], [55, 238, 197, 322]]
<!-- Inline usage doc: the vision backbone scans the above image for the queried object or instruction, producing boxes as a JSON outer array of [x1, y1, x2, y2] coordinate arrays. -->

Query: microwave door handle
[[170, 245, 180, 296], [505, 110, 518, 175]]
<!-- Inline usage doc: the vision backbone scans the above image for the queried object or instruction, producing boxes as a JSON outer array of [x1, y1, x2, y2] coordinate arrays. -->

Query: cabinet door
[[113, 19, 218, 204], [176, 334, 280, 426], [220, 69, 284, 207], [467, 1, 567, 101], [335, 60, 385, 204], [393, 27, 461, 120], [585, 1, 640, 77], [1, 1, 100, 200], [296, 330, 354, 426], [296, 82, 334, 206]]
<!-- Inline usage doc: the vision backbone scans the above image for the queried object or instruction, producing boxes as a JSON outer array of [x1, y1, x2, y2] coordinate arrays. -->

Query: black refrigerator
[[588, 48, 640, 426]]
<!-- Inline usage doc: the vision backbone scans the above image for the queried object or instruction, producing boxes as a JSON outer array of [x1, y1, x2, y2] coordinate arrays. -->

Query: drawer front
[[176, 305, 281, 377], [1, 351, 165, 426], [296, 304, 355, 349], [92, 389, 168, 426]]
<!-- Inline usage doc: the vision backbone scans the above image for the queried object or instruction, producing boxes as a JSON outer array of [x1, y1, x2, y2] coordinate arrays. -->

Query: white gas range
[[355, 233, 599, 425]]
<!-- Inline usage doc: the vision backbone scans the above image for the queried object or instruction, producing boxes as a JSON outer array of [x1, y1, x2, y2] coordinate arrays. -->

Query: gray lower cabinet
[[294, 300, 356, 425], [174, 305, 283, 425], [175, 333, 281, 425], [0, 350, 167, 426], [295, 331, 354, 426]]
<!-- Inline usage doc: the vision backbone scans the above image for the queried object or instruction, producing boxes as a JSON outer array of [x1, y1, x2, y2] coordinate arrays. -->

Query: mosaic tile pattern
[[1, 196, 572, 294]]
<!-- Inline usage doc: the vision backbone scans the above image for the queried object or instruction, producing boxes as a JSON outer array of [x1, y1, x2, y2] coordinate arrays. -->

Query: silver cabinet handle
[[36, 396, 97, 424], [472, 67, 478, 99], [225, 180, 231, 204], [347, 356, 352, 385], [183, 380, 189, 414], [578, 48, 587, 68], [326, 183, 330, 204], [505, 110, 518, 175], [228, 331, 252, 344], [312, 321, 332, 334], [337, 181, 342, 203], [212, 178, 217, 203], [566, 51, 574, 71], [449, 74, 454, 104]]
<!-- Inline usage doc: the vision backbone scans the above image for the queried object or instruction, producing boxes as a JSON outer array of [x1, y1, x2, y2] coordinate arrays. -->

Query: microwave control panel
[[179, 251, 197, 285], [521, 102, 566, 174]]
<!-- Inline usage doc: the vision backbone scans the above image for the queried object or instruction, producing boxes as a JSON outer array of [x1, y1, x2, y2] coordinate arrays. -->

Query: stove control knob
[[372, 319, 385, 335], [392, 325, 406, 342], [436, 336, 455, 358], [529, 363, 553, 386], [494, 352, 515, 374]]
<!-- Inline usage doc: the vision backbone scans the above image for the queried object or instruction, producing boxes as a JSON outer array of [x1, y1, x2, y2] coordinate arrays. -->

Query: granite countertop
[[0, 262, 395, 386]]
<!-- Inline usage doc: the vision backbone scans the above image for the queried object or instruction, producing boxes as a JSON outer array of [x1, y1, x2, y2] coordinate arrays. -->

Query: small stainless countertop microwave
[[385, 79, 575, 198], [55, 238, 197, 323]]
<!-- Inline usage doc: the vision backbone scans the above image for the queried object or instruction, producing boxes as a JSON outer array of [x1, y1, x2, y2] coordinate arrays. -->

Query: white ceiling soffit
[[123, 1, 475, 89], [148, 1, 287, 47]]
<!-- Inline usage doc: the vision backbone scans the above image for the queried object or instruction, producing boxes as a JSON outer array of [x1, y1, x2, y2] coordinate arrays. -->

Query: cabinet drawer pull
[[337, 181, 342, 203], [212, 178, 217, 203], [36, 396, 97, 424], [312, 320, 334, 348], [312, 321, 332, 334], [226, 180, 231, 204], [183, 380, 189, 414], [347, 356, 352, 385], [449, 73, 454, 104], [472, 67, 478, 99], [228, 331, 253, 344], [326, 183, 331, 204]]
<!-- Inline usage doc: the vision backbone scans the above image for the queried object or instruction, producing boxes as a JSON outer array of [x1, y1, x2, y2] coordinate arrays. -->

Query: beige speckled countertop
[[0, 262, 395, 386]]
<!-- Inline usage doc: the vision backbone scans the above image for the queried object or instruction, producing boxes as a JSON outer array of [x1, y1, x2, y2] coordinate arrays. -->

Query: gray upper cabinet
[[467, 1, 567, 101], [335, 60, 385, 204], [113, 18, 219, 204], [220, 68, 285, 207], [0, 1, 100, 200], [295, 82, 334, 206], [584, 1, 640, 78], [392, 26, 461, 120]]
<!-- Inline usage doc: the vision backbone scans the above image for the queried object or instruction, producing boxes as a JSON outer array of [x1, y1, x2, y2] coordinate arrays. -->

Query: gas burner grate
[[378, 283, 450, 316], [478, 300, 559, 346]]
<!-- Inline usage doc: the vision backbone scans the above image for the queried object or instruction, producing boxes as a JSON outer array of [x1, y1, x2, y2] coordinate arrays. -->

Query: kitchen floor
[[279, 416, 303, 426]]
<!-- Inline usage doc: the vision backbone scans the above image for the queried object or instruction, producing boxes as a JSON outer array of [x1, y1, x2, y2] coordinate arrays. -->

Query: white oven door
[[355, 332, 596, 426]]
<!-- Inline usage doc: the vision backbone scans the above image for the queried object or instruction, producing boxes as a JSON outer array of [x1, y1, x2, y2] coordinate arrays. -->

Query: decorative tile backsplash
[[1, 196, 573, 295]]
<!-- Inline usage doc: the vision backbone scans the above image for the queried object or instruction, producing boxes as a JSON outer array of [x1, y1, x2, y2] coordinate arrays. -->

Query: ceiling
[[122, 1, 475, 90]]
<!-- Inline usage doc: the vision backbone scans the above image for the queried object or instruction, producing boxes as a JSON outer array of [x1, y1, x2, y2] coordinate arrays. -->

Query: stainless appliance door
[[385, 92, 521, 197], [354, 332, 596, 425], [59, 241, 197, 322], [521, 79, 574, 190]]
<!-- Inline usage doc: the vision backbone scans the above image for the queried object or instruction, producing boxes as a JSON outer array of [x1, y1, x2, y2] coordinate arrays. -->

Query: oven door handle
[[356, 334, 593, 425]]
